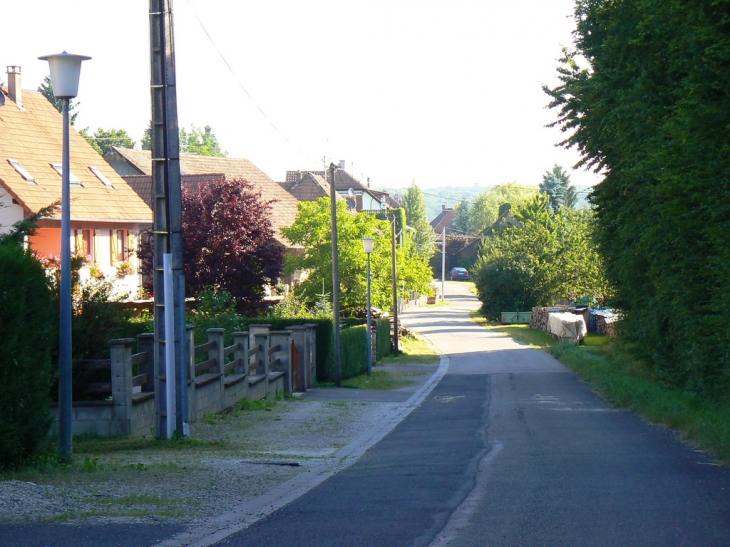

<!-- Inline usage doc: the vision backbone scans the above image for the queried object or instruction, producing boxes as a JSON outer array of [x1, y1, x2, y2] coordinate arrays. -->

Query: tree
[[142, 123, 226, 156], [473, 194, 610, 319], [80, 128, 135, 156], [283, 198, 391, 312], [141, 121, 152, 151], [282, 199, 433, 314], [469, 183, 538, 234], [83, 128, 136, 155], [452, 198, 472, 234], [544, 0, 730, 396], [38, 76, 79, 126], [540, 164, 578, 213], [400, 182, 434, 259], [140, 178, 283, 312], [180, 125, 226, 156]]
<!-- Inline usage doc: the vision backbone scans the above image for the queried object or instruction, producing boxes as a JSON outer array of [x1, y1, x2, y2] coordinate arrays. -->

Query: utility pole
[[328, 163, 341, 386], [441, 226, 446, 302], [150, 0, 188, 438], [391, 214, 399, 354]]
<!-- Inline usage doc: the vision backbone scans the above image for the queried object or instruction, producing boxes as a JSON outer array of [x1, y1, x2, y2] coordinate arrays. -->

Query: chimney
[[442, 205, 446, 211], [367, 177, 370, 188], [6, 66, 22, 107]]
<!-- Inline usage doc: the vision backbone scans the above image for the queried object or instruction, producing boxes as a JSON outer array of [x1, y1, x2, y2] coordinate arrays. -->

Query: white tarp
[[547, 312, 587, 342]]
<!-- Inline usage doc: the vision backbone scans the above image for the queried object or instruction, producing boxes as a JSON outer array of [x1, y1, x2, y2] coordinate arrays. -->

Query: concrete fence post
[[109, 338, 134, 435], [232, 331, 249, 375], [207, 328, 226, 412], [186, 325, 197, 422], [270, 330, 293, 394]]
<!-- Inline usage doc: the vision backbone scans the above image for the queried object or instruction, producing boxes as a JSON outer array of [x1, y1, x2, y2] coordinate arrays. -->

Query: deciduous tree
[[80, 128, 135, 156], [401, 182, 434, 259], [140, 178, 283, 312]]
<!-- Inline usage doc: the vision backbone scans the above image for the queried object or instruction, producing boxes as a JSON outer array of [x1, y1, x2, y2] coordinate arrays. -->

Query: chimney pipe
[[6, 66, 22, 107]]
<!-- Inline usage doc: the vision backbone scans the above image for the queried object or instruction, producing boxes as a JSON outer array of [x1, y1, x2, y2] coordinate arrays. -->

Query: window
[[89, 166, 114, 189], [50, 163, 82, 186], [110, 229, 128, 265], [7, 159, 35, 183], [75, 229, 95, 261]]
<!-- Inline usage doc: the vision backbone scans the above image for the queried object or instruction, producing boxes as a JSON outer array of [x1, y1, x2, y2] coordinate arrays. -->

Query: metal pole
[[366, 252, 372, 376], [328, 164, 341, 386], [441, 226, 446, 302], [58, 97, 72, 463], [391, 216, 399, 354]]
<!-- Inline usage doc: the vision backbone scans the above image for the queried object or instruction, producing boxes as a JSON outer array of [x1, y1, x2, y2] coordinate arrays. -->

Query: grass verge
[[479, 320, 730, 464], [379, 334, 441, 366]]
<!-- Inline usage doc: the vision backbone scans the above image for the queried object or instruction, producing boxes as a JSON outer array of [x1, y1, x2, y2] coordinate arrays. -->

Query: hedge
[[0, 244, 55, 469], [376, 318, 391, 361]]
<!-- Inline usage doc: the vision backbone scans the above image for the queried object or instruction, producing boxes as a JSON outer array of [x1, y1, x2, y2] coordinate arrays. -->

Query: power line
[[182, 0, 318, 165]]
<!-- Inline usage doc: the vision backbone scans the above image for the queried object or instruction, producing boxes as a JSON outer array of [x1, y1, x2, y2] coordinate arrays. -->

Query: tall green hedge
[[0, 244, 55, 469], [545, 0, 730, 397], [338, 325, 368, 380], [376, 318, 391, 361]]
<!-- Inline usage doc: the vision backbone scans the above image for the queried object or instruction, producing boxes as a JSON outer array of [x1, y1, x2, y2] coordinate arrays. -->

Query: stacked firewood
[[596, 316, 618, 337], [530, 306, 570, 332]]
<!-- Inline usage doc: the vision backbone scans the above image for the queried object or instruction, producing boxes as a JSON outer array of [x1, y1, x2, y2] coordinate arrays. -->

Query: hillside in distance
[[378, 185, 594, 222]]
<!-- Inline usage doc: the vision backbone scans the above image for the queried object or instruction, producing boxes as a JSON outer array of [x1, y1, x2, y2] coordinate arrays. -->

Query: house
[[430, 205, 455, 236], [283, 163, 393, 213], [105, 147, 299, 248], [0, 67, 153, 297], [278, 171, 340, 203]]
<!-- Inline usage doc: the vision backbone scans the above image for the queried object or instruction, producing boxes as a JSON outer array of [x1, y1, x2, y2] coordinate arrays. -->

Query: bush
[[0, 244, 55, 469], [376, 318, 391, 361]]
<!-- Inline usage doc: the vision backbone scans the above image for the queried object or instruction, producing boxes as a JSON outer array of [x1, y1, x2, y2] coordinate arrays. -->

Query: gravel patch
[[0, 399, 399, 524]]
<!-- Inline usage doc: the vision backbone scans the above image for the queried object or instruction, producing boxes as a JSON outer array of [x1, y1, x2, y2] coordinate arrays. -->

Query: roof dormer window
[[89, 166, 114, 189], [7, 159, 35, 183], [50, 163, 82, 187]]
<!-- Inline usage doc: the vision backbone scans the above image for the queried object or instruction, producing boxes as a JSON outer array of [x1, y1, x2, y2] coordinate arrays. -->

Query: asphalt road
[[211, 282, 730, 547]]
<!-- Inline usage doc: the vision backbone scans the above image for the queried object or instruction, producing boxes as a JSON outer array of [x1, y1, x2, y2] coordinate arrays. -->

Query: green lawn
[[478, 319, 730, 464]]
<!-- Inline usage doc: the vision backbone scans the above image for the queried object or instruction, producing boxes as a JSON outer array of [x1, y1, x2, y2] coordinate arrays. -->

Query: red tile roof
[[109, 148, 298, 243], [0, 89, 152, 222]]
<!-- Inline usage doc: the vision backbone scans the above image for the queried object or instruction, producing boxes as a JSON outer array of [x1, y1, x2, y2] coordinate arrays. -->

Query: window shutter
[[93, 230, 100, 264], [75, 230, 84, 256], [110, 230, 119, 266]]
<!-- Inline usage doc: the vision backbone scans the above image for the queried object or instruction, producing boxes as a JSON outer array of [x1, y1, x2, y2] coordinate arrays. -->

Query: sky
[[1, 0, 600, 190]]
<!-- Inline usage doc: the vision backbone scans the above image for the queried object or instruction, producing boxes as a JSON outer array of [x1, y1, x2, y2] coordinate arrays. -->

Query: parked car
[[449, 267, 469, 281]]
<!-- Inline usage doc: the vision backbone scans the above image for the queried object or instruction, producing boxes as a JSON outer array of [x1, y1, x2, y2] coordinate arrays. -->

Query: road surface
[[209, 281, 730, 546]]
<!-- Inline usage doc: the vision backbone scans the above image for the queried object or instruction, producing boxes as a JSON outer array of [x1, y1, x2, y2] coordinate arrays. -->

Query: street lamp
[[39, 51, 91, 463], [362, 238, 375, 376]]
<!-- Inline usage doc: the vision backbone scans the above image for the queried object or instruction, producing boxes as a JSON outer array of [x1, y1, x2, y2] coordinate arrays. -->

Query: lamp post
[[38, 51, 91, 463], [362, 238, 375, 376]]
